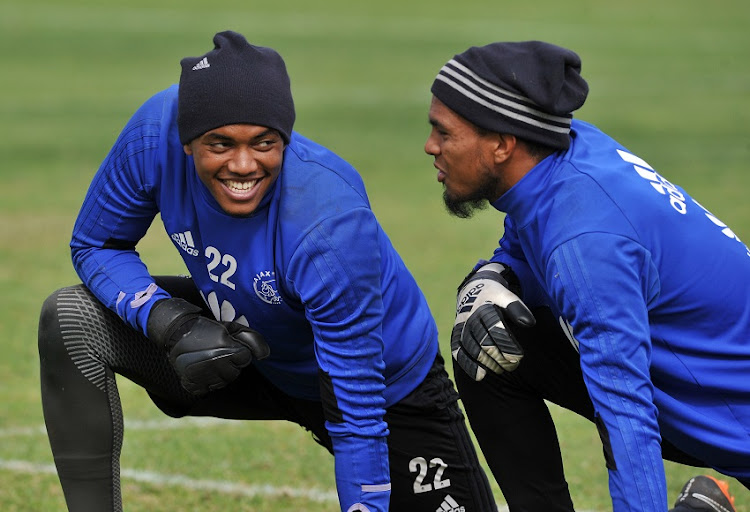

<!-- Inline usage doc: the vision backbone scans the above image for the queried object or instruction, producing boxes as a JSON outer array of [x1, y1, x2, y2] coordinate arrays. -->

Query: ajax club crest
[[253, 270, 282, 305]]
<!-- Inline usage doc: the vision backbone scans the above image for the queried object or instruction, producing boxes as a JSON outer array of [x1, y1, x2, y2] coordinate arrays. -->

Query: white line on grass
[[0, 423, 602, 511], [0, 459, 339, 504], [0, 458, 605, 512], [0, 417, 236, 438]]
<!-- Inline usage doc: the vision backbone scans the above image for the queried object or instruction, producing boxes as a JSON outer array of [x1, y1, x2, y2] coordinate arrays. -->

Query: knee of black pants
[[452, 346, 537, 416], [39, 285, 115, 381], [38, 287, 76, 372], [451, 306, 595, 440], [38, 285, 124, 399]]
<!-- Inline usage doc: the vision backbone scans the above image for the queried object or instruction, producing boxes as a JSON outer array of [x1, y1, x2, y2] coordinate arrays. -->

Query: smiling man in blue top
[[37, 31, 496, 512], [424, 40, 749, 512]]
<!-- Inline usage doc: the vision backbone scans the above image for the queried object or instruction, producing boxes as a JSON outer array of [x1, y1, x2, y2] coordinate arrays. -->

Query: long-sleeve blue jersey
[[70, 85, 438, 511], [490, 120, 750, 511]]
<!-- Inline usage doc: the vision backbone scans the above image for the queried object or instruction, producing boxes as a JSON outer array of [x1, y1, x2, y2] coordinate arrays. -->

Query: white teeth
[[224, 179, 257, 192]]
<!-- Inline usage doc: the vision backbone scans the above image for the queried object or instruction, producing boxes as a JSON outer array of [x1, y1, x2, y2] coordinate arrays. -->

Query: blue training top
[[491, 119, 750, 512], [70, 84, 438, 512]]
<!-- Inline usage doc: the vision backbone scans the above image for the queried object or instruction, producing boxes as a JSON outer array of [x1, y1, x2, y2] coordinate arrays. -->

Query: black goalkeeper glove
[[452, 263, 535, 381], [147, 298, 270, 396]]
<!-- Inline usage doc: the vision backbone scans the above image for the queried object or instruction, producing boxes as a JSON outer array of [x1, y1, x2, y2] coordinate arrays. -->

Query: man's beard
[[442, 172, 497, 219], [443, 189, 488, 218]]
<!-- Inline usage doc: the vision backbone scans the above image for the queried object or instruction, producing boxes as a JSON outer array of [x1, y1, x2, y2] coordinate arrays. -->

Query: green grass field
[[1, 0, 749, 510]]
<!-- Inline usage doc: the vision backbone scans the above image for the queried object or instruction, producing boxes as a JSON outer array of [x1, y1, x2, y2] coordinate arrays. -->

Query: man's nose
[[228, 148, 258, 174], [424, 133, 439, 156]]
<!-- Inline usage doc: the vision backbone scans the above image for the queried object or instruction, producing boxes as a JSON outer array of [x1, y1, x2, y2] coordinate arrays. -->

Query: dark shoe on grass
[[671, 475, 736, 512]]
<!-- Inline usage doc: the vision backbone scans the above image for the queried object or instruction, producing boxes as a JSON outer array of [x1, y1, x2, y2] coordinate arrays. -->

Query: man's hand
[[147, 298, 270, 396], [452, 263, 535, 381]]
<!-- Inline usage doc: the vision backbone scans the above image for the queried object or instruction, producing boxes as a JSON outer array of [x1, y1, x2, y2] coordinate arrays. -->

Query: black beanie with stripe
[[431, 41, 589, 150]]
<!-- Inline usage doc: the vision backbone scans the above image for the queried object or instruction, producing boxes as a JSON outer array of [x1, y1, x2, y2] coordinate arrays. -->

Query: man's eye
[[256, 139, 278, 149]]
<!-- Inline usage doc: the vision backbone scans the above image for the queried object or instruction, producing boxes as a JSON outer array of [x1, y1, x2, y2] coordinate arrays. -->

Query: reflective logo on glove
[[456, 282, 483, 314]]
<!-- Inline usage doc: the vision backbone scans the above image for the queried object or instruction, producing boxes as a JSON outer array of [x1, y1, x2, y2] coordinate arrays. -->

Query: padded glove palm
[[147, 298, 269, 396], [452, 263, 535, 381]]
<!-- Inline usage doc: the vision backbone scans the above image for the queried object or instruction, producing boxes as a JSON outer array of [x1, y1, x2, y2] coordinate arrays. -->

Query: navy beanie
[[178, 31, 295, 145], [431, 41, 588, 150]]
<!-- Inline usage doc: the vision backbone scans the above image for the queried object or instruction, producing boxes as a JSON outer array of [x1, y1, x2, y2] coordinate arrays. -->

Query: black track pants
[[453, 307, 746, 512], [39, 277, 497, 511], [454, 307, 588, 512], [38, 279, 197, 512]]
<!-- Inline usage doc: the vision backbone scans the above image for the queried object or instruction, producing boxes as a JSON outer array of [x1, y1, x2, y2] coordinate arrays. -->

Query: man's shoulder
[[132, 85, 179, 120], [282, 133, 368, 200], [274, 134, 374, 242], [119, 84, 180, 147], [284, 133, 355, 172]]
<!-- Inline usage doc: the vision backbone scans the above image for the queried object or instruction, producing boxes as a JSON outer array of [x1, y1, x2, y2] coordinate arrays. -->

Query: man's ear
[[183, 143, 193, 155], [493, 133, 517, 164]]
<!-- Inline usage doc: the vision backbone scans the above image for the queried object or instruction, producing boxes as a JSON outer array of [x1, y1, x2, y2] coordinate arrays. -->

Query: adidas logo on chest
[[171, 230, 200, 256]]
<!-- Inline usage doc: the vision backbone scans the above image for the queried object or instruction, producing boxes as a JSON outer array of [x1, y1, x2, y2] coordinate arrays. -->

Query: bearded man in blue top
[[424, 40, 749, 512], [37, 31, 496, 512]]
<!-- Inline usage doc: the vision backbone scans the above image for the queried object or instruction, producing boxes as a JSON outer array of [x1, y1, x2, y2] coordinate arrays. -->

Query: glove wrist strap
[[146, 298, 203, 350]]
